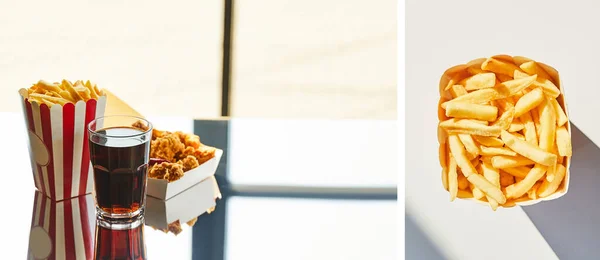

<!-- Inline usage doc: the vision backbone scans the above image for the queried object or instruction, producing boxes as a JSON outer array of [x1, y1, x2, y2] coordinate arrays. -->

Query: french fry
[[457, 189, 473, 199], [459, 134, 480, 159], [473, 136, 504, 147], [470, 183, 485, 200], [499, 171, 515, 186], [58, 90, 76, 102], [508, 119, 524, 132], [440, 119, 501, 137], [444, 71, 471, 91], [545, 161, 556, 182], [41, 98, 57, 107], [519, 111, 538, 146], [445, 103, 498, 121], [467, 173, 506, 204], [438, 125, 447, 144], [449, 156, 458, 201], [494, 75, 537, 97], [491, 155, 535, 168], [481, 57, 522, 77], [448, 135, 477, 177], [501, 166, 530, 178], [501, 130, 557, 166], [457, 173, 469, 190], [505, 164, 547, 199], [556, 126, 572, 157], [538, 98, 556, 152], [496, 74, 513, 82], [460, 73, 496, 91], [439, 143, 447, 168], [519, 61, 552, 79], [550, 98, 568, 127], [62, 80, 83, 102], [538, 164, 567, 198], [85, 80, 100, 99], [492, 107, 514, 130], [527, 182, 541, 200], [29, 93, 70, 106], [513, 132, 526, 141], [441, 88, 501, 109], [449, 84, 468, 98], [482, 162, 501, 210], [495, 98, 515, 111], [514, 88, 544, 118], [480, 146, 517, 156], [37, 80, 62, 93], [76, 87, 92, 100], [529, 107, 542, 138], [471, 157, 480, 169], [514, 69, 560, 98]]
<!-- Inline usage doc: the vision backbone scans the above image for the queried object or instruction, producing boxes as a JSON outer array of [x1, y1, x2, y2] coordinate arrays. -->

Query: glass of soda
[[88, 115, 152, 220]]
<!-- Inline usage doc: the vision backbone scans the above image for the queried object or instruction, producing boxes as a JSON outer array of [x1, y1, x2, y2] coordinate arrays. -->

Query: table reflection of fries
[[26, 79, 104, 107], [438, 55, 572, 210]]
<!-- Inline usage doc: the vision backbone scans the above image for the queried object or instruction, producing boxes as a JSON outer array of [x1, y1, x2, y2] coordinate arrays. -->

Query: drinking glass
[[88, 115, 152, 220]]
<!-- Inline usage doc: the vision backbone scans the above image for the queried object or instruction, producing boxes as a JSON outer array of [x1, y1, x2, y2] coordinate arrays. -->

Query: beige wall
[[1, 1, 396, 119]]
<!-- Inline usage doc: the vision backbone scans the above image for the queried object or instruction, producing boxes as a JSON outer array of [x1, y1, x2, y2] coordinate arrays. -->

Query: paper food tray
[[438, 54, 571, 207], [145, 176, 221, 230]]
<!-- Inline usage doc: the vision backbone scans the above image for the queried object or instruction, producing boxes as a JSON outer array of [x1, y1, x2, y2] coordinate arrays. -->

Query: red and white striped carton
[[27, 191, 95, 260], [19, 89, 107, 201]]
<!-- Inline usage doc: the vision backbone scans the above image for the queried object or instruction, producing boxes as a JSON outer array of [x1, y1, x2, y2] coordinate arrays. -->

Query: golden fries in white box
[[438, 55, 572, 210]]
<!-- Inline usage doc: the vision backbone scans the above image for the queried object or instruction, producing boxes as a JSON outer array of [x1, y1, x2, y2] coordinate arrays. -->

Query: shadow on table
[[405, 213, 446, 260], [523, 124, 600, 259]]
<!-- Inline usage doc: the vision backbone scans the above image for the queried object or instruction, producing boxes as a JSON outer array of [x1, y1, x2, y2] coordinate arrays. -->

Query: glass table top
[[1, 114, 397, 260]]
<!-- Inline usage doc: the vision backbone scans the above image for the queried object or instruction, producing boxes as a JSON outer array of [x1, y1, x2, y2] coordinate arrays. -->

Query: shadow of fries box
[[438, 54, 571, 207], [28, 191, 96, 260], [19, 89, 107, 201], [146, 149, 223, 200], [146, 176, 221, 230]]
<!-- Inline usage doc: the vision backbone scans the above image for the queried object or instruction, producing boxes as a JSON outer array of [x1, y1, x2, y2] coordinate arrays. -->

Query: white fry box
[[145, 176, 221, 230], [438, 54, 571, 207], [146, 149, 223, 200]]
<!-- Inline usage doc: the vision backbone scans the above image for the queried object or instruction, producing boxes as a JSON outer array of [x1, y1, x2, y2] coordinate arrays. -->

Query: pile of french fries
[[26, 80, 105, 107], [438, 55, 571, 210]]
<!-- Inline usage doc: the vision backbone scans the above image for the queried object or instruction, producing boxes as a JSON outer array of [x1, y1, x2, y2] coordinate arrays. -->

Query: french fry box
[[28, 191, 95, 260], [437, 54, 571, 207], [146, 176, 222, 230], [19, 89, 107, 201]]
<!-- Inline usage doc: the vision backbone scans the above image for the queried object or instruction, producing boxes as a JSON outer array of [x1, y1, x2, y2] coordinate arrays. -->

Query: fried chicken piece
[[148, 162, 184, 182], [174, 131, 202, 149], [152, 129, 167, 140], [177, 155, 199, 171], [178, 146, 216, 165], [168, 221, 183, 235], [186, 217, 198, 227], [150, 133, 185, 162], [131, 120, 149, 132]]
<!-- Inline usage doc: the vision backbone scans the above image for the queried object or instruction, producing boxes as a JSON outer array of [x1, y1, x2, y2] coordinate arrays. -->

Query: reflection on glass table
[[7, 115, 397, 260]]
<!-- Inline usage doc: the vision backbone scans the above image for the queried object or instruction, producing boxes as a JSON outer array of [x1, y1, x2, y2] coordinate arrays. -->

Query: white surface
[[406, 0, 600, 259], [228, 118, 397, 187], [225, 197, 396, 260], [405, 0, 600, 259]]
